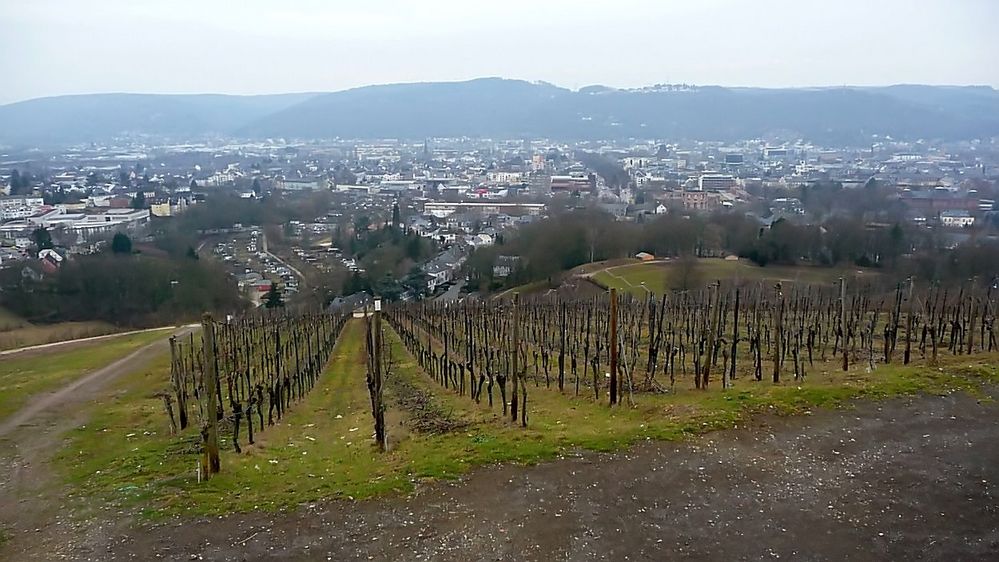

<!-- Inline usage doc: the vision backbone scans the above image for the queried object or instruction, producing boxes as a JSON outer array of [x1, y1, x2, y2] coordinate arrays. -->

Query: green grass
[[494, 279, 556, 299], [51, 318, 999, 519], [592, 258, 874, 296], [0, 329, 173, 419]]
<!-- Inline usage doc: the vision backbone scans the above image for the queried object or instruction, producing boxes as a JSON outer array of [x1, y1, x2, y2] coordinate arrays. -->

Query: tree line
[[465, 207, 999, 291], [0, 251, 245, 327]]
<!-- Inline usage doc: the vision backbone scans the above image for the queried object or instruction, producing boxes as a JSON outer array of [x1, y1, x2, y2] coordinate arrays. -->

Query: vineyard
[[161, 277, 998, 479], [165, 310, 349, 478], [387, 278, 997, 427]]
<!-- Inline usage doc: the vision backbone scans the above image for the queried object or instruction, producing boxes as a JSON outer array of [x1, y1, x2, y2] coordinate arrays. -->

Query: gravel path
[[0, 327, 195, 560], [97, 389, 999, 562]]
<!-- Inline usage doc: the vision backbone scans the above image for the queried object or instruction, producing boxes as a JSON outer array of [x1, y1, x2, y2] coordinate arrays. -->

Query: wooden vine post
[[904, 277, 914, 365], [726, 287, 740, 389], [169, 335, 189, 430], [370, 299, 386, 451], [609, 288, 619, 405], [840, 277, 849, 371], [510, 292, 520, 423], [161, 309, 349, 474], [703, 281, 720, 390], [772, 282, 783, 384], [201, 313, 221, 477]]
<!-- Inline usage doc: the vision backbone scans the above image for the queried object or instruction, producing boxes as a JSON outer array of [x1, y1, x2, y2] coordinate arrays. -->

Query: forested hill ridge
[[2, 79, 998, 145], [0, 92, 317, 146]]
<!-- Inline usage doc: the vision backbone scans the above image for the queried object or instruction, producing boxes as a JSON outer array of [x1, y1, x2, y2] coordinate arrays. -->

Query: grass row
[[52, 318, 999, 519]]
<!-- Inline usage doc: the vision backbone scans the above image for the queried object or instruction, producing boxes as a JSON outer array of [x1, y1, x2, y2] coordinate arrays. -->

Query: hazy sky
[[1, 0, 996, 104]]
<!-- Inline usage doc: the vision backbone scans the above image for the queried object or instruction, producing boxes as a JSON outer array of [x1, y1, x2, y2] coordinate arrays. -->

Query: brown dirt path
[[98, 389, 999, 562], [0, 327, 194, 560]]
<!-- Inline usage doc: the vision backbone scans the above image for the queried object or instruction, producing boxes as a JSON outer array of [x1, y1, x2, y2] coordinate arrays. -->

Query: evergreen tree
[[132, 191, 146, 209], [9, 169, 33, 195], [111, 232, 133, 254], [31, 227, 53, 250], [344, 271, 370, 295], [406, 235, 423, 260], [264, 284, 284, 308], [9, 169, 21, 193], [402, 266, 430, 299], [353, 215, 371, 236]]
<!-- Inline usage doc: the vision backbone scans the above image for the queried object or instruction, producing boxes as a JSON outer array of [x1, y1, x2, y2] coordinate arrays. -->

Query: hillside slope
[[2, 79, 998, 145]]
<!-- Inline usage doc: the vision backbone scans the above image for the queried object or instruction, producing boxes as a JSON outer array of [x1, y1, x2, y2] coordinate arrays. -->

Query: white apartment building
[[422, 201, 545, 218], [697, 174, 736, 191], [150, 198, 189, 217], [0, 195, 45, 220], [940, 210, 975, 227], [0, 208, 150, 240], [486, 171, 523, 183]]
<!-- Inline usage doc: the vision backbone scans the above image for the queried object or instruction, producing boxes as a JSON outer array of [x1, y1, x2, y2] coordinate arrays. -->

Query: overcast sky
[[1, 0, 996, 104]]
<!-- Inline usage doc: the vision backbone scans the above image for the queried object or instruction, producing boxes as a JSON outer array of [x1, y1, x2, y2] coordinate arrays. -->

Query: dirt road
[[0, 327, 194, 558], [92, 389, 998, 562]]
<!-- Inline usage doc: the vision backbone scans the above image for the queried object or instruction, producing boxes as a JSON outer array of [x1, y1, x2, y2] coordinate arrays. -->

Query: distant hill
[[0, 93, 317, 146], [2, 79, 998, 145]]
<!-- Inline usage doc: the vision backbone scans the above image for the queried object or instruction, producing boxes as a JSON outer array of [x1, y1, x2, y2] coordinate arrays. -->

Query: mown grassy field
[[592, 258, 874, 296], [0, 306, 121, 351], [494, 259, 638, 298], [493, 279, 556, 299], [51, 318, 999, 519], [0, 329, 173, 419]]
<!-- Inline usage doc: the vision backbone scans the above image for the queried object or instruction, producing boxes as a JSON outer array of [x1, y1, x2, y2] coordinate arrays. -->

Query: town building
[[422, 201, 545, 218], [697, 174, 736, 191], [663, 190, 722, 211], [549, 173, 596, 192], [276, 177, 329, 191], [486, 171, 523, 183], [0, 195, 45, 220], [0, 208, 150, 240], [492, 255, 521, 279], [940, 209, 975, 228], [422, 246, 467, 292], [150, 198, 189, 217]]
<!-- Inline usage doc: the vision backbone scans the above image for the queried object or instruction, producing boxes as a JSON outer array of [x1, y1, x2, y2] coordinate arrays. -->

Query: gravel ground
[[0, 328, 196, 562], [85, 389, 999, 562]]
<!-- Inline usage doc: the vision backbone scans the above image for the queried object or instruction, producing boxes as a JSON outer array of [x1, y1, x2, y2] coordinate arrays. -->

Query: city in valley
[[1, 1, 997, 561], [1, 126, 996, 307]]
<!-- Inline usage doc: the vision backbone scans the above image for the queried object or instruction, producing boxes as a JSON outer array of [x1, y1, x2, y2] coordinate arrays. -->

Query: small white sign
[[374, 300, 382, 311]]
